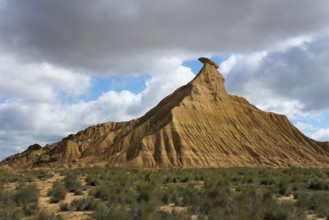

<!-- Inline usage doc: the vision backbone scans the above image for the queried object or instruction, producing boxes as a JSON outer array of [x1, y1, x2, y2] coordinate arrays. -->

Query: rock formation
[[1, 57, 329, 169]]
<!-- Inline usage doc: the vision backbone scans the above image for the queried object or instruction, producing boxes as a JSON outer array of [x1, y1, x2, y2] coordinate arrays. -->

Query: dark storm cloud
[[226, 35, 329, 111], [0, 0, 329, 73]]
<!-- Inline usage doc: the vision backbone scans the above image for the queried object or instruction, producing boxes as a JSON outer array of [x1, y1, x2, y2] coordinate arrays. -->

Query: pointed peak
[[195, 57, 224, 81], [189, 57, 227, 98], [198, 57, 219, 69]]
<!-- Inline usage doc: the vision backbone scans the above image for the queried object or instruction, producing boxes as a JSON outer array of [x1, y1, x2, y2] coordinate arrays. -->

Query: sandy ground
[[275, 194, 296, 203], [20, 173, 92, 220]]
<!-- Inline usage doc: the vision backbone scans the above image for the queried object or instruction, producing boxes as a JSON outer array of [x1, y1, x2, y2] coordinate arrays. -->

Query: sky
[[0, 0, 329, 160]]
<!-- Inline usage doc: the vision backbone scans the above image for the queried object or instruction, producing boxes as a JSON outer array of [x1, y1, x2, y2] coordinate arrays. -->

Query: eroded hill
[[1, 57, 329, 169]]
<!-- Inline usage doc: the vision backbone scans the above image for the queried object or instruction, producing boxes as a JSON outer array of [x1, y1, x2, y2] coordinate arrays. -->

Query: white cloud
[[219, 55, 241, 77], [256, 100, 305, 118], [0, 57, 195, 159], [224, 35, 329, 115], [0, 54, 91, 102], [295, 121, 316, 132], [311, 128, 329, 141]]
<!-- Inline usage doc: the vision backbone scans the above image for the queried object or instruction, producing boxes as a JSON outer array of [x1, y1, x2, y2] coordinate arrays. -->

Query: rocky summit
[[1, 57, 329, 169]]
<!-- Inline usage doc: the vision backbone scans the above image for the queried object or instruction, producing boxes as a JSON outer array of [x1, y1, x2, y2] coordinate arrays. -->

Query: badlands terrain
[[0, 58, 329, 220], [1, 57, 329, 169]]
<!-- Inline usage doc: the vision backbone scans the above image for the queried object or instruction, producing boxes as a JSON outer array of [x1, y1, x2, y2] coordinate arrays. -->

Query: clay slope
[[1, 57, 329, 169]]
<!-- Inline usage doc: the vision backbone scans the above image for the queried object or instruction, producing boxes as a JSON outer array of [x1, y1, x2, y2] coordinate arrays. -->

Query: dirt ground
[[5, 172, 92, 220]]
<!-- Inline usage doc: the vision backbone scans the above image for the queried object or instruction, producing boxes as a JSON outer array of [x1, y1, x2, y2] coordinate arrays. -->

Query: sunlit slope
[[2, 58, 329, 169]]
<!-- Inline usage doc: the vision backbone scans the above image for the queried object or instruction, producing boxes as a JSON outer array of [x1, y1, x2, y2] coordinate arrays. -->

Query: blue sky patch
[[183, 55, 229, 74], [81, 74, 150, 102]]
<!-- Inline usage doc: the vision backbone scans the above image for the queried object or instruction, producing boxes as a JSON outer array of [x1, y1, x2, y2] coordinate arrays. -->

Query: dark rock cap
[[198, 57, 219, 69]]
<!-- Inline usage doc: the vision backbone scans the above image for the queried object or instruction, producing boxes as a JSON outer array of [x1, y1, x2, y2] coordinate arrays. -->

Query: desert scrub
[[70, 197, 100, 211], [33, 210, 64, 220], [136, 182, 154, 203], [0, 184, 40, 217], [308, 178, 329, 191], [277, 179, 291, 196], [47, 181, 67, 203], [36, 170, 54, 180], [14, 184, 39, 207], [297, 192, 329, 219], [89, 184, 112, 201], [86, 174, 101, 186], [93, 204, 127, 220], [0, 208, 24, 220], [93, 202, 165, 220], [0, 170, 20, 184], [63, 174, 83, 195], [0, 188, 14, 208], [2, 167, 326, 219], [59, 202, 69, 211]]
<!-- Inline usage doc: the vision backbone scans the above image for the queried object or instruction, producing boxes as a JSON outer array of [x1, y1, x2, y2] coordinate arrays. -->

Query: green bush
[[136, 182, 155, 203], [260, 179, 276, 185], [93, 203, 140, 220], [71, 197, 99, 211], [63, 174, 83, 195], [14, 184, 39, 207], [59, 202, 69, 211], [23, 203, 39, 216], [297, 192, 329, 218], [0, 170, 20, 185], [0, 185, 39, 217], [0, 208, 24, 220], [308, 179, 329, 191], [37, 171, 54, 180], [48, 182, 67, 203], [33, 210, 64, 220], [0, 188, 14, 208], [86, 174, 101, 186], [90, 184, 112, 201], [93, 204, 110, 220], [277, 181, 290, 196]]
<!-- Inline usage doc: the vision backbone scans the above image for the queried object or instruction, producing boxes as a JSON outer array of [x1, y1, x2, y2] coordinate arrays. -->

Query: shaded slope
[[1, 57, 329, 169]]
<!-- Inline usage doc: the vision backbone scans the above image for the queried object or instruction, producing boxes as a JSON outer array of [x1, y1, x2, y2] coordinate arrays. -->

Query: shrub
[[93, 203, 136, 220], [37, 171, 54, 180], [63, 174, 83, 195], [90, 184, 111, 201], [297, 192, 329, 218], [14, 184, 39, 207], [263, 210, 287, 220], [278, 181, 290, 196], [86, 174, 101, 186], [34, 210, 64, 220], [59, 202, 69, 211], [71, 198, 99, 211], [0, 208, 24, 220], [23, 203, 39, 216], [260, 179, 276, 185], [266, 202, 306, 220], [136, 182, 154, 203], [308, 179, 329, 191], [48, 182, 67, 203], [0, 188, 14, 208], [93, 204, 110, 220]]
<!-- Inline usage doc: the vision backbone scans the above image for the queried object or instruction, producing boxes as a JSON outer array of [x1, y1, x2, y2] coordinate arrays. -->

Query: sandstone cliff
[[2, 57, 329, 169]]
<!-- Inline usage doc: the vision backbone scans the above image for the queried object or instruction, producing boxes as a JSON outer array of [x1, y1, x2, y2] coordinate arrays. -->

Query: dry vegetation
[[0, 167, 329, 220]]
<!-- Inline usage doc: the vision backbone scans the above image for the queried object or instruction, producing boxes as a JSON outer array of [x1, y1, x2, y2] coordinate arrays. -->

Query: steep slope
[[1, 57, 329, 169]]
